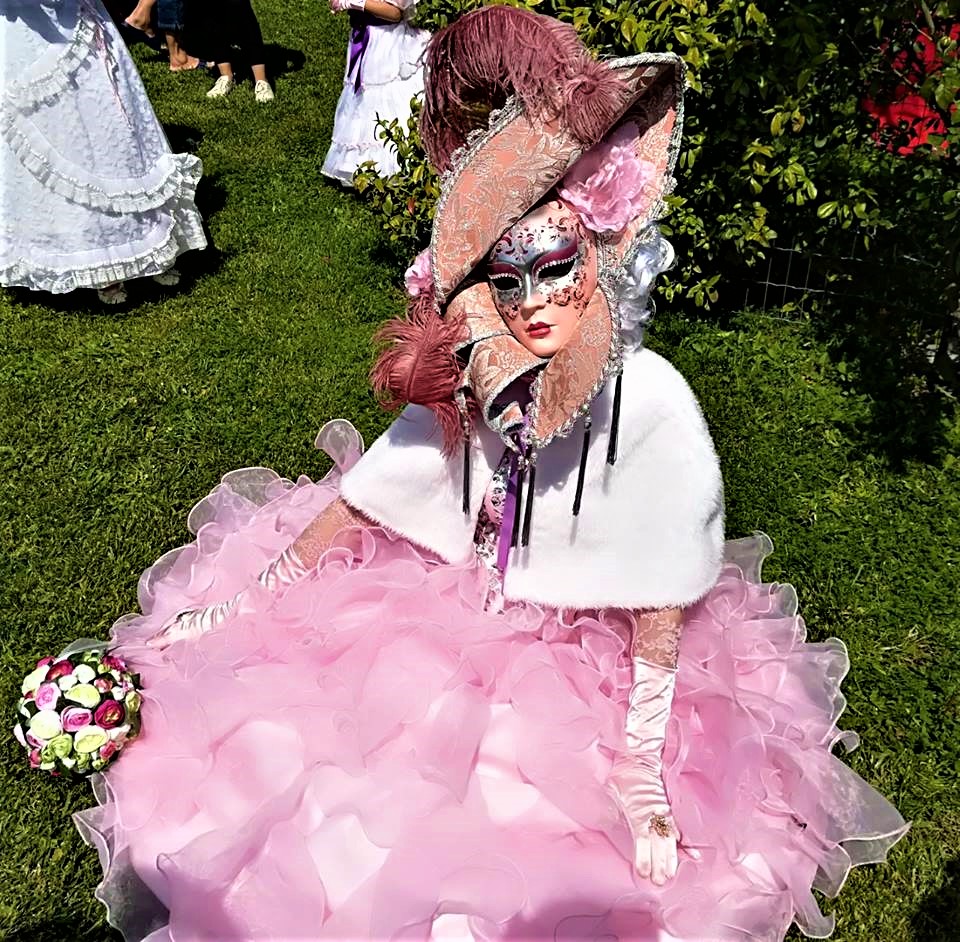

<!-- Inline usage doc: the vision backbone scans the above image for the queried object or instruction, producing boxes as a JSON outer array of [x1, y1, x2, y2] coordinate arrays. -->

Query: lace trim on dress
[[1, 7, 202, 215], [0, 197, 207, 293], [472, 450, 512, 611], [1, 106, 205, 215]]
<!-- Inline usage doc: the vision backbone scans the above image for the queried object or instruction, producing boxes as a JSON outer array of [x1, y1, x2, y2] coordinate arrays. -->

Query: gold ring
[[649, 814, 672, 838]]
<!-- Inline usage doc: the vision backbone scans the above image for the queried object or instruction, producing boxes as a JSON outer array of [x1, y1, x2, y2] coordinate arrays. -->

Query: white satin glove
[[609, 657, 682, 885], [329, 0, 365, 12], [147, 546, 309, 649]]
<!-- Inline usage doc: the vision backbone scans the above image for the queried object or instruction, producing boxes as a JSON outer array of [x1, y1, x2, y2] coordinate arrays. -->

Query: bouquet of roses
[[14, 644, 142, 776]]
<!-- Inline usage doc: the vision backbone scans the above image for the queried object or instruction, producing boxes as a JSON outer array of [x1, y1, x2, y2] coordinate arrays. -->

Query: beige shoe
[[152, 267, 181, 287], [206, 75, 234, 98], [254, 80, 274, 103], [97, 283, 127, 305]]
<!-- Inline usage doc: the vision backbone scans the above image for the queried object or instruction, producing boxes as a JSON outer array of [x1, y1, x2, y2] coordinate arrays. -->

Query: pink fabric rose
[[94, 700, 126, 729], [94, 677, 114, 693], [558, 122, 658, 234], [404, 249, 432, 298], [62, 707, 94, 733], [101, 654, 126, 672], [35, 682, 61, 711], [35, 656, 54, 669], [29, 748, 41, 769], [100, 740, 119, 761]]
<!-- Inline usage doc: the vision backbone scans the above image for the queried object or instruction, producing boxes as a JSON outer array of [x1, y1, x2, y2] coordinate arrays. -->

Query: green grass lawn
[[2, 5, 959, 941]]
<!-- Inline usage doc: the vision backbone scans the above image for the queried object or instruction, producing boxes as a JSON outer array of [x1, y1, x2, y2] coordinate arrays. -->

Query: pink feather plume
[[370, 284, 469, 454], [420, 6, 630, 172]]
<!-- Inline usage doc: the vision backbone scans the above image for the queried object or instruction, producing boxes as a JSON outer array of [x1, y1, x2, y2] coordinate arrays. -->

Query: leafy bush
[[355, 0, 960, 401]]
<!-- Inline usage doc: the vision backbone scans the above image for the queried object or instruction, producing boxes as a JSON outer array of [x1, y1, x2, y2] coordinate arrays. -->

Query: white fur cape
[[340, 347, 724, 610]]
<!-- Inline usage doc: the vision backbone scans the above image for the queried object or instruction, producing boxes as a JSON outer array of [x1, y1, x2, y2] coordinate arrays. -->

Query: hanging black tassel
[[521, 454, 536, 547], [511, 459, 526, 547], [461, 427, 471, 515], [607, 371, 623, 466], [572, 414, 591, 516]]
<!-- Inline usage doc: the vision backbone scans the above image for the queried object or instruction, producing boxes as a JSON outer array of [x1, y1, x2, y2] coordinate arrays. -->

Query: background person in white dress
[[322, 0, 429, 185], [0, 0, 207, 305]]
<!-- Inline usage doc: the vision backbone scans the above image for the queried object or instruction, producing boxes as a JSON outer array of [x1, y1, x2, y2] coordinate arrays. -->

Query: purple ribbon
[[496, 450, 521, 572], [348, 12, 372, 93]]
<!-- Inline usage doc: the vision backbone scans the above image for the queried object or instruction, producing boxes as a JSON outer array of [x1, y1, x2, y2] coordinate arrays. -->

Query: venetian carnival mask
[[486, 199, 598, 358]]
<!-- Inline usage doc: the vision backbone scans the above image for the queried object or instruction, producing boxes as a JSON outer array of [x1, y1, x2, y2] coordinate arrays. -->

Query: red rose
[[94, 700, 125, 729], [44, 660, 75, 682]]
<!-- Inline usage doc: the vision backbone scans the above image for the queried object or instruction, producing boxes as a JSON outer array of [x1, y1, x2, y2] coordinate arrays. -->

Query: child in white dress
[[322, 0, 429, 185]]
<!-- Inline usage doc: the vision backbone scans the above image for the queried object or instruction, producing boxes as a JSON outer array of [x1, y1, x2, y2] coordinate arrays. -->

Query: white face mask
[[486, 200, 596, 357]]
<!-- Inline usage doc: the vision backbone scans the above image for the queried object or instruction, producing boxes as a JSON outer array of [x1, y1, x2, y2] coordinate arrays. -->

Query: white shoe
[[97, 283, 127, 305], [254, 80, 274, 103], [152, 267, 180, 287], [206, 75, 234, 98]]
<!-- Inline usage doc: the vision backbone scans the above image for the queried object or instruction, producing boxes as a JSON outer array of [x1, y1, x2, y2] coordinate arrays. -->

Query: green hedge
[[355, 0, 960, 400]]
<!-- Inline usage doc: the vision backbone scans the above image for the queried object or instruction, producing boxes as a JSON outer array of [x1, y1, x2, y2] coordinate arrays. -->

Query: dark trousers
[[183, 0, 265, 64]]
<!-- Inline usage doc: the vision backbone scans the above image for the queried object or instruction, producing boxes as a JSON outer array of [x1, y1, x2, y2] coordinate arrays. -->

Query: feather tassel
[[572, 414, 591, 516], [607, 371, 622, 465]]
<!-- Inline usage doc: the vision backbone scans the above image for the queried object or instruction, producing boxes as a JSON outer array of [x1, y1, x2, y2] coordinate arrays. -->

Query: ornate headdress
[[374, 5, 684, 534]]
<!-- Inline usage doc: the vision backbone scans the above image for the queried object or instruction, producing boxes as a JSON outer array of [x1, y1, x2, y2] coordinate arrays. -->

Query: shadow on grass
[[911, 856, 960, 942], [216, 43, 307, 88], [809, 300, 957, 469]]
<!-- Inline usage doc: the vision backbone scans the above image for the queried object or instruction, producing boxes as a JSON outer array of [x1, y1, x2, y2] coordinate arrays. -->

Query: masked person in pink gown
[[74, 8, 907, 940]]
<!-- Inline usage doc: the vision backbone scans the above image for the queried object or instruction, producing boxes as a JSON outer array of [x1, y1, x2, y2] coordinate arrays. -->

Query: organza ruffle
[[74, 425, 907, 942]]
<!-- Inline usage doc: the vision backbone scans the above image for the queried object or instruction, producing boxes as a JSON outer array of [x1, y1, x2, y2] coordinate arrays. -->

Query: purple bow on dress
[[348, 12, 372, 93]]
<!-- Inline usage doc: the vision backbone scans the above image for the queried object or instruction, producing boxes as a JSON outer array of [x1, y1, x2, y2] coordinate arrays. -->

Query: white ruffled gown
[[0, 0, 207, 294], [321, 0, 429, 184]]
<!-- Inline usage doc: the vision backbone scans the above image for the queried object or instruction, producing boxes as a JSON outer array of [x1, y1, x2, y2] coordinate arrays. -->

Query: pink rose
[[404, 249, 432, 298], [35, 682, 61, 711], [101, 654, 126, 672], [26, 731, 44, 749], [35, 656, 54, 669], [94, 700, 126, 729], [99, 740, 118, 761], [558, 122, 658, 234], [29, 749, 41, 769], [93, 677, 114, 693], [44, 660, 75, 682], [61, 707, 94, 733]]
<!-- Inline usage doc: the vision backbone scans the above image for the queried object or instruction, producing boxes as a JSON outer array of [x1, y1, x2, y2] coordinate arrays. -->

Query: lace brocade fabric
[[472, 449, 513, 611]]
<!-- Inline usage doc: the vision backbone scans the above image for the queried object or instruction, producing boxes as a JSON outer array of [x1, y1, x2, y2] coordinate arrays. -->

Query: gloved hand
[[329, 0, 365, 12], [609, 656, 682, 885], [147, 545, 308, 649]]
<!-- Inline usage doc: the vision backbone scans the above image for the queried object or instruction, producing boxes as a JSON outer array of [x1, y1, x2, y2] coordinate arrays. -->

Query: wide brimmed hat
[[418, 7, 685, 456]]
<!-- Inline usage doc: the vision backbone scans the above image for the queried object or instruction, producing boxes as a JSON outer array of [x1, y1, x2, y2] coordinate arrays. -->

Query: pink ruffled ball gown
[[74, 419, 908, 942]]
